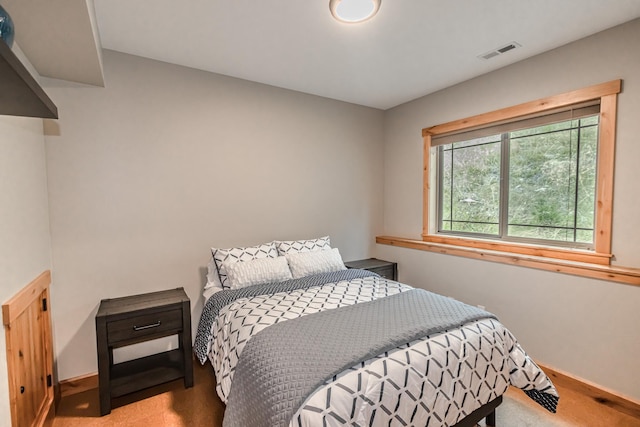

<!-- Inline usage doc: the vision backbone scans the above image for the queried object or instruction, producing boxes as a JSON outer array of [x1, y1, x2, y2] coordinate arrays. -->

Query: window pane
[[510, 120, 573, 138], [509, 225, 575, 241], [507, 117, 597, 244], [576, 229, 594, 243], [576, 123, 598, 231], [579, 115, 599, 126], [439, 136, 501, 235]]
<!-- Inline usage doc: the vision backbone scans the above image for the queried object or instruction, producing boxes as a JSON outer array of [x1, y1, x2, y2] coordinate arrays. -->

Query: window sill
[[422, 234, 611, 265], [376, 235, 640, 287]]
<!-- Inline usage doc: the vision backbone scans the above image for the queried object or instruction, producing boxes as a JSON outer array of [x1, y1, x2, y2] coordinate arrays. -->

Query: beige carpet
[[477, 393, 571, 427]]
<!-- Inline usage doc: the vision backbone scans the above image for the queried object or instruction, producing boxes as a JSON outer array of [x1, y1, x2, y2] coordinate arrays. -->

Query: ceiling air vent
[[478, 42, 521, 60]]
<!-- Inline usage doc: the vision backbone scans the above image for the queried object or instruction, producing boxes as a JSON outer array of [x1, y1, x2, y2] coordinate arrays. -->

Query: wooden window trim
[[376, 235, 640, 287], [421, 80, 621, 267]]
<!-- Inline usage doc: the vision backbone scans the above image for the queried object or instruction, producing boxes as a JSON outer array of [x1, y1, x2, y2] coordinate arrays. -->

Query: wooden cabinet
[[95, 288, 193, 416], [344, 258, 398, 281], [2, 271, 55, 427]]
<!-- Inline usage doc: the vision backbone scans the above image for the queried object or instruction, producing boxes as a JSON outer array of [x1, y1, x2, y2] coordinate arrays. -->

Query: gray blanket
[[222, 287, 497, 427]]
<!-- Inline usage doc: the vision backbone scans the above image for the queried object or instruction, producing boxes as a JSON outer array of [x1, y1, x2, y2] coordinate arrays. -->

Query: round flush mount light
[[330, 0, 381, 24]]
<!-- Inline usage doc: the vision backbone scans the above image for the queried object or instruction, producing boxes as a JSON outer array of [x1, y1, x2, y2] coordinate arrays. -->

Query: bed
[[194, 237, 558, 427]]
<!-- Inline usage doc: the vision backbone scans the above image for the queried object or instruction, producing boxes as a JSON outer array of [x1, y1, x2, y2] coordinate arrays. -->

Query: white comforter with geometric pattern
[[200, 274, 558, 426]]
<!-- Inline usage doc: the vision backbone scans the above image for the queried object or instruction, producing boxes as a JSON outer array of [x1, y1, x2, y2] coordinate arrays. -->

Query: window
[[422, 80, 621, 266], [438, 112, 599, 249]]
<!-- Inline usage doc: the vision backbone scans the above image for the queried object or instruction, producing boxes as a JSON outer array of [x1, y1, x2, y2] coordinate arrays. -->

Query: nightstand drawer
[[371, 265, 395, 280], [107, 308, 183, 344], [344, 258, 397, 281]]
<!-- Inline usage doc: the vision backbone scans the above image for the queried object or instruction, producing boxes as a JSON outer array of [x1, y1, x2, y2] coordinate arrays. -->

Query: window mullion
[[449, 146, 454, 231], [499, 133, 510, 239], [437, 145, 444, 231], [573, 121, 583, 244]]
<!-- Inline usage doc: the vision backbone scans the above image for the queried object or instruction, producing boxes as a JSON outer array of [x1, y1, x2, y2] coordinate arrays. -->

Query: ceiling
[[5, 0, 640, 110]]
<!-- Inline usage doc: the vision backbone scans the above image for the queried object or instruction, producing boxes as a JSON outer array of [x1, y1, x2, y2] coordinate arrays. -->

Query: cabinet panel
[[2, 271, 54, 427], [10, 301, 47, 426]]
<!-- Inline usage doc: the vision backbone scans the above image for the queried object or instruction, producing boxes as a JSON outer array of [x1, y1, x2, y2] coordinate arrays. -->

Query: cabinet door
[[3, 271, 54, 427]]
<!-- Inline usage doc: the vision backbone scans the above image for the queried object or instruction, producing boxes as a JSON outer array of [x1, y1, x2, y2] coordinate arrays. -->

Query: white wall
[[379, 19, 640, 400], [0, 116, 52, 427], [43, 50, 385, 381]]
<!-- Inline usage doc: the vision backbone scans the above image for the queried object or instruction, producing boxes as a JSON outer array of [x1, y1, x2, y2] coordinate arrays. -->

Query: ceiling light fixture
[[330, 0, 381, 24]]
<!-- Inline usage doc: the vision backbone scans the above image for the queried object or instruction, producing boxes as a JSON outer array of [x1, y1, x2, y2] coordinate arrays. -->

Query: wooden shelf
[[110, 349, 185, 398], [0, 40, 58, 119]]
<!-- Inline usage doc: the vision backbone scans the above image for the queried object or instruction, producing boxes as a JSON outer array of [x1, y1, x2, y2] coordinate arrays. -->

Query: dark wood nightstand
[[344, 258, 397, 281], [95, 287, 193, 415]]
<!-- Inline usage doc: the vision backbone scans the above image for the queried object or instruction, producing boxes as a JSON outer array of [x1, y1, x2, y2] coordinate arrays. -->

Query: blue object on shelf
[[0, 5, 15, 48]]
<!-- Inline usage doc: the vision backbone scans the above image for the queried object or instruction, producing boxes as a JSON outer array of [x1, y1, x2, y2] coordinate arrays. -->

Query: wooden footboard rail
[[2, 271, 55, 427]]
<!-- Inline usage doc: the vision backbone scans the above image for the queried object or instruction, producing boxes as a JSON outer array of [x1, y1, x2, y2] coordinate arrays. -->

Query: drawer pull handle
[[133, 321, 161, 331]]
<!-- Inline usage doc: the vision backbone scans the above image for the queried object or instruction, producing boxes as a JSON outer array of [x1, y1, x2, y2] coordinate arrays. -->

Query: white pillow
[[212, 241, 279, 288], [203, 285, 222, 301], [223, 256, 292, 289], [285, 248, 346, 279], [275, 236, 331, 256]]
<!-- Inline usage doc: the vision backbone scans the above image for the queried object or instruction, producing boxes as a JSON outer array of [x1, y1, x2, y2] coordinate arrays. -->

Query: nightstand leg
[[181, 301, 194, 388], [96, 317, 111, 415], [183, 346, 194, 388]]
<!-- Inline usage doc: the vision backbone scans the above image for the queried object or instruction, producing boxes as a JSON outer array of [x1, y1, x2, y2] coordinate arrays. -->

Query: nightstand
[[344, 258, 397, 281], [95, 287, 193, 415]]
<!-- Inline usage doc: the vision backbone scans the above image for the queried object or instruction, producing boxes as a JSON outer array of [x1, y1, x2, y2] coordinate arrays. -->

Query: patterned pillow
[[275, 236, 331, 256], [285, 248, 346, 279], [212, 241, 278, 288], [224, 256, 292, 289], [205, 257, 223, 290]]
